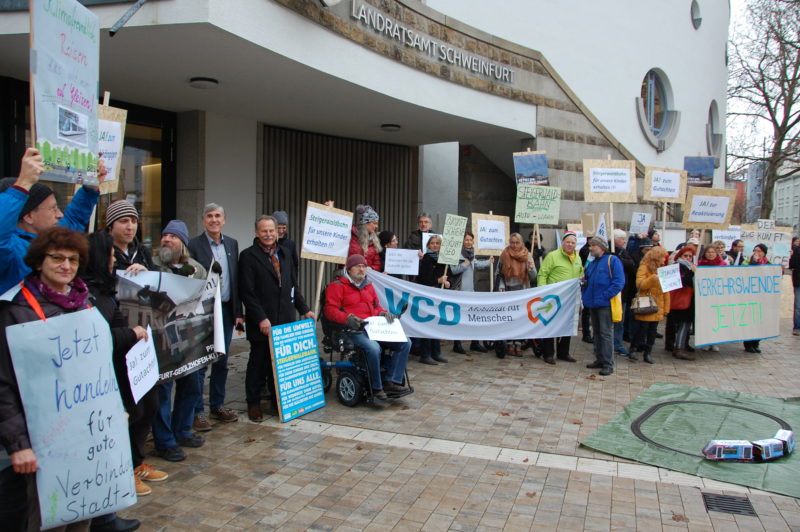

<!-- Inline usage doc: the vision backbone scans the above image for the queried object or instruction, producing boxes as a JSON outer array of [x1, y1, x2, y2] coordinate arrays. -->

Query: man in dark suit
[[188, 203, 243, 428], [239, 214, 314, 422]]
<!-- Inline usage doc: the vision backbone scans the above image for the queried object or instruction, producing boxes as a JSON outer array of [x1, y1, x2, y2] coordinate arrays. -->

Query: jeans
[[589, 306, 614, 369], [613, 302, 629, 351], [152, 373, 201, 449], [794, 286, 800, 331], [348, 332, 411, 389], [196, 302, 234, 413]]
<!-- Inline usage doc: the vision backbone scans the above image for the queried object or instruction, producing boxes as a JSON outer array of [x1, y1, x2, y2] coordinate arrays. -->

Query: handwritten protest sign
[[6, 308, 136, 528], [125, 325, 158, 404], [365, 316, 408, 342], [630, 212, 652, 235], [684, 156, 716, 188], [270, 319, 325, 422], [472, 213, 509, 256], [712, 227, 742, 251], [582, 159, 637, 203], [512, 150, 549, 186], [657, 264, 682, 292], [97, 104, 127, 194], [31, 0, 100, 185], [682, 187, 736, 229], [740, 220, 793, 267], [644, 167, 687, 203], [383, 248, 420, 275], [439, 214, 468, 265], [300, 201, 353, 264], [693, 265, 782, 346], [515, 185, 561, 225]]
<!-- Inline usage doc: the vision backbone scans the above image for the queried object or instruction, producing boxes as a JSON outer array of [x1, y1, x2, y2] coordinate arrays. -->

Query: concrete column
[[418, 142, 459, 230]]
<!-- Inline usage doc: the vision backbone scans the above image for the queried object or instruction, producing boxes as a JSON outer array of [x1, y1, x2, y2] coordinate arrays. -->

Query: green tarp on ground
[[581, 383, 800, 498]]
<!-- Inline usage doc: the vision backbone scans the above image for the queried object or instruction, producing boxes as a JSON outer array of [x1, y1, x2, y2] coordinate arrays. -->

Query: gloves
[[211, 261, 223, 274], [345, 314, 363, 329], [379, 311, 395, 324]]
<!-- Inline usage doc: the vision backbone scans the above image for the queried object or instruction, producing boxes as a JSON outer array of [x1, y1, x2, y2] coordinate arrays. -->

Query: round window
[[640, 70, 668, 137], [691, 0, 702, 29]]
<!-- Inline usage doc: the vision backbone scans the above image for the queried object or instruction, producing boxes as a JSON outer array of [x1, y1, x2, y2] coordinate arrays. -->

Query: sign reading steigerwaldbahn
[[514, 185, 561, 225], [269, 318, 326, 422], [582, 159, 637, 203], [300, 201, 353, 264], [471, 213, 509, 256]]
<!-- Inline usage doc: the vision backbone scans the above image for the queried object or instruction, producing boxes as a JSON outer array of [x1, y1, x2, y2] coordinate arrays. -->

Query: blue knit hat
[[162, 219, 189, 247], [356, 204, 379, 225]]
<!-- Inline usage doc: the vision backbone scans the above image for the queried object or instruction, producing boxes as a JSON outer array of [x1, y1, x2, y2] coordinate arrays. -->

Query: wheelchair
[[319, 321, 414, 407]]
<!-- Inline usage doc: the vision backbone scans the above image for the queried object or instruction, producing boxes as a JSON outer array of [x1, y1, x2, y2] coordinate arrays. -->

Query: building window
[[636, 69, 680, 152], [706, 100, 722, 168], [691, 1, 702, 29]]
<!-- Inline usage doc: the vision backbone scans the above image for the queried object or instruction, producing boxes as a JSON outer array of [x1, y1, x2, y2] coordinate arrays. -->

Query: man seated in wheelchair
[[323, 254, 411, 400]]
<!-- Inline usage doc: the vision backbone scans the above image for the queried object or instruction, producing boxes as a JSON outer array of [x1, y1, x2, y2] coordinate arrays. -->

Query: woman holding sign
[[669, 244, 697, 361], [450, 231, 494, 354], [417, 235, 449, 364], [0, 227, 93, 531], [743, 244, 770, 353], [629, 247, 670, 364], [496, 233, 537, 357]]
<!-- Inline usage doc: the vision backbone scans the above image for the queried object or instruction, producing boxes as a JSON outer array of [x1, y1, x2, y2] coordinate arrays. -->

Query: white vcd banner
[[367, 271, 580, 340]]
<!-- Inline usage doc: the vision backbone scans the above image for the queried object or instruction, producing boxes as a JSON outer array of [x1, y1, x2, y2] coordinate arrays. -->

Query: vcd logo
[[526, 295, 561, 325], [385, 291, 460, 326]]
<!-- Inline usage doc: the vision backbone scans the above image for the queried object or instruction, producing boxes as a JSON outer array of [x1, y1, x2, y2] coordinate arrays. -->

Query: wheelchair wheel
[[495, 341, 506, 359], [337, 369, 363, 407], [321, 367, 332, 393]]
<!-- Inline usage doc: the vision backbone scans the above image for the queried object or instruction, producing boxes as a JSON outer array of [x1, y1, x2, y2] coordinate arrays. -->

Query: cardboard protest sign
[[643, 166, 687, 203], [6, 308, 136, 528], [300, 201, 353, 264], [269, 319, 325, 422], [740, 220, 793, 268], [472, 213, 509, 256], [684, 156, 716, 188], [712, 227, 742, 251], [365, 316, 408, 342], [512, 150, 549, 186], [682, 187, 736, 229], [31, 0, 101, 185], [630, 212, 652, 235], [515, 185, 561, 225], [439, 214, 468, 265], [693, 265, 782, 346], [657, 264, 682, 292], [125, 325, 158, 404], [581, 211, 609, 237], [98, 104, 128, 194], [116, 270, 224, 383], [582, 159, 637, 203], [383, 248, 420, 276]]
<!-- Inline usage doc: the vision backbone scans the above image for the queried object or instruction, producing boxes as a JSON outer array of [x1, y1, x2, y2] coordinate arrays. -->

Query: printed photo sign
[[644, 166, 687, 203], [515, 185, 561, 225], [300, 201, 353, 265], [684, 156, 716, 188], [682, 187, 736, 229], [512, 150, 549, 186], [582, 159, 637, 203], [471, 213, 509, 256]]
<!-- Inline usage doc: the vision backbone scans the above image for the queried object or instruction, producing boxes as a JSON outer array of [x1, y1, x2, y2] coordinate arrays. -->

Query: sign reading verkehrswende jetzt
[[270, 319, 325, 422]]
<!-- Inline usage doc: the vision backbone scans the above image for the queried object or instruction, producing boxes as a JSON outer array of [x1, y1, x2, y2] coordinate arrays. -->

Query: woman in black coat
[[415, 235, 449, 365]]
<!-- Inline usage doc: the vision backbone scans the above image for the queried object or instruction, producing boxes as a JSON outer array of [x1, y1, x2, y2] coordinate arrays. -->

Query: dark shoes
[[155, 445, 186, 462], [432, 354, 449, 363], [419, 356, 438, 365], [744, 346, 761, 353], [384, 382, 408, 394], [470, 341, 488, 353], [373, 389, 389, 401], [599, 367, 614, 376], [673, 349, 696, 360], [248, 405, 264, 422], [586, 361, 603, 369], [582, 336, 594, 344], [543, 356, 556, 365], [90, 517, 140, 532], [177, 433, 204, 448], [210, 406, 239, 422], [557, 355, 577, 363], [642, 351, 654, 364], [452, 342, 467, 354]]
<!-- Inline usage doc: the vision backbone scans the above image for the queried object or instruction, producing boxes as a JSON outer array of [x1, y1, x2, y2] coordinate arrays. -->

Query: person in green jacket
[[536, 231, 584, 364]]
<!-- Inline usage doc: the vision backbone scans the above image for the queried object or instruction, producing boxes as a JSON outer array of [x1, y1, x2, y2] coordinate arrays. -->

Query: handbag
[[606, 256, 622, 322], [631, 291, 658, 315]]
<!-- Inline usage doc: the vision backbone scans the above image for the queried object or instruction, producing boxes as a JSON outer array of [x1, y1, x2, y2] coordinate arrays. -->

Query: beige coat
[[634, 265, 670, 322]]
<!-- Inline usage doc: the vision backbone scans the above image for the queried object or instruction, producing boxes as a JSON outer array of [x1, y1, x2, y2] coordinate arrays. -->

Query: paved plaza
[[122, 319, 800, 531]]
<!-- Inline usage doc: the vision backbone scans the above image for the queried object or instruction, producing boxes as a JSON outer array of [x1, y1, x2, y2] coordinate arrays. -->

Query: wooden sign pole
[[608, 202, 615, 252], [313, 261, 325, 319], [662, 201, 668, 236], [441, 265, 449, 289], [28, 4, 37, 144]]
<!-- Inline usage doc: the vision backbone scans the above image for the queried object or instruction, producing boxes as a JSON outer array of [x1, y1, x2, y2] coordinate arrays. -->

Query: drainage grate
[[702, 493, 758, 516]]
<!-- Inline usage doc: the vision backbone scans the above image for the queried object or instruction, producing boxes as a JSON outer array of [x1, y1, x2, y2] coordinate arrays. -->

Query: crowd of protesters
[[1, 148, 798, 532]]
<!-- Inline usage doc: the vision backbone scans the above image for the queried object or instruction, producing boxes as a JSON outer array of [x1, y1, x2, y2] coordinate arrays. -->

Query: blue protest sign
[[269, 319, 326, 422], [6, 308, 136, 528]]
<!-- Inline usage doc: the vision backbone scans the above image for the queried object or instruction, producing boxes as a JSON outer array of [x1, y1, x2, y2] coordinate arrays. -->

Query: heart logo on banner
[[527, 295, 562, 326]]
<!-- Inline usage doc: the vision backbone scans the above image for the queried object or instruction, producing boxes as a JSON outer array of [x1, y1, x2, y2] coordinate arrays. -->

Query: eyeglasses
[[45, 253, 80, 266], [36, 204, 62, 214]]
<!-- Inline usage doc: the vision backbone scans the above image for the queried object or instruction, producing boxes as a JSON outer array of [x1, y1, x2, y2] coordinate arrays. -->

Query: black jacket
[[238, 239, 310, 342], [188, 233, 242, 318], [113, 237, 154, 271], [614, 247, 637, 303], [278, 235, 300, 276], [417, 254, 447, 287], [791, 245, 800, 288]]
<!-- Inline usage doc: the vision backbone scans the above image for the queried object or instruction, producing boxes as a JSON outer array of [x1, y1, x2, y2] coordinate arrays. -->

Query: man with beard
[[151, 220, 207, 462], [239, 215, 314, 422]]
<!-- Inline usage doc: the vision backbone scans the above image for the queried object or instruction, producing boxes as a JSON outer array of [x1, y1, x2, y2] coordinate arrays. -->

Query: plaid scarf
[[257, 239, 281, 283]]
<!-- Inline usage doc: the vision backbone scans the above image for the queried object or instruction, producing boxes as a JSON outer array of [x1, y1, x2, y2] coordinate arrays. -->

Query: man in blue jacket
[[582, 236, 625, 376], [0, 148, 103, 294]]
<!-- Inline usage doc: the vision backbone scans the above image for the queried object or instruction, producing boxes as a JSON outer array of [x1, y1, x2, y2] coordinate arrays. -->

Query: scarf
[[461, 246, 475, 263], [500, 245, 529, 283], [25, 274, 89, 311], [698, 256, 727, 266], [677, 258, 694, 271], [257, 239, 281, 279], [424, 249, 439, 261]]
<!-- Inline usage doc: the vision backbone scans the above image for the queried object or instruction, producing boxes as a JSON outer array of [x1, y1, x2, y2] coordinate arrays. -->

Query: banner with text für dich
[[693, 265, 782, 346], [367, 271, 580, 340]]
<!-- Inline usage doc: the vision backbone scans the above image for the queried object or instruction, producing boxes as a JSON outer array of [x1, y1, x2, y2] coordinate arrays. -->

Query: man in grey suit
[[188, 203, 244, 428]]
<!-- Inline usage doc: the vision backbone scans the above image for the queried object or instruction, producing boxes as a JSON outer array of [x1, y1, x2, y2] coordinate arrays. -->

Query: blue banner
[[270, 319, 326, 422]]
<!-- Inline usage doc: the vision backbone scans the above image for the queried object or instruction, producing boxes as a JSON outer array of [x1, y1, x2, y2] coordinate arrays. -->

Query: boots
[[627, 344, 639, 361], [452, 341, 466, 354], [643, 347, 653, 364], [469, 341, 488, 353]]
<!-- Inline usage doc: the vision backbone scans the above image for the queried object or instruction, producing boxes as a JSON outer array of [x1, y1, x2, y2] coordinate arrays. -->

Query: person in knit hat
[[349, 204, 383, 271], [0, 147, 105, 294], [377, 230, 398, 273], [104, 199, 154, 275], [152, 220, 204, 278], [272, 210, 299, 275]]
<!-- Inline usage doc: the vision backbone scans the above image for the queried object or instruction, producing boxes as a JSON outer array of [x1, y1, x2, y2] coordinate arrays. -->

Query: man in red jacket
[[324, 254, 411, 400]]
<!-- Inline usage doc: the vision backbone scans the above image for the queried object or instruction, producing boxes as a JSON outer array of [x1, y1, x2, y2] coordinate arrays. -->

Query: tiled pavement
[[123, 320, 800, 531]]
